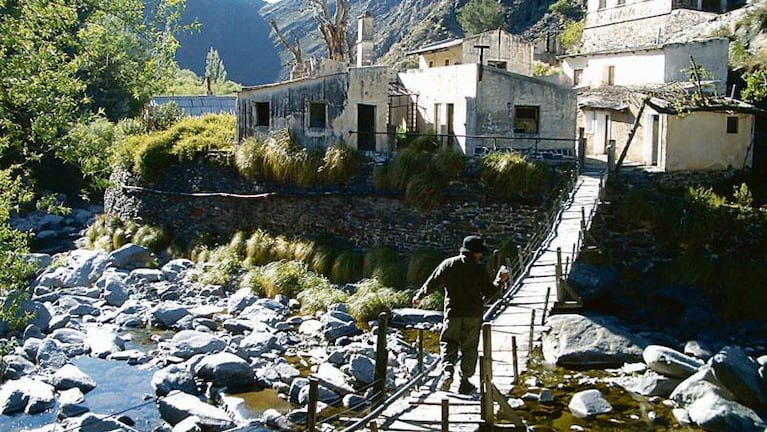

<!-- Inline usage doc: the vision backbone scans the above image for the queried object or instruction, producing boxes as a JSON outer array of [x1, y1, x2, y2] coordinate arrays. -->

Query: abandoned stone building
[[236, 18, 577, 158], [559, 0, 758, 170]]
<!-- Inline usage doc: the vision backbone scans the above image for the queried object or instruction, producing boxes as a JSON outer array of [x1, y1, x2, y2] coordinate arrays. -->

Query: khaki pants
[[439, 316, 482, 380]]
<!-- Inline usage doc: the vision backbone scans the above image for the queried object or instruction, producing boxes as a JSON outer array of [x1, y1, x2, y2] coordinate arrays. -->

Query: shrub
[[321, 143, 363, 186], [347, 279, 411, 322], [297, 283, 347, 315], [143, 102, 184, 132], [331, 251, 363, 284], [434, 147, 466, 179], [239, 268, 265, 297], [733, 182, 754, 208], [195, 244, 243, 287], [388, 149, 433, 189], [259, 260, 313, 298], [245, 229, 277, 266], [404, 174, 442, 210], [480, 152, 553, 202], [133, 224, 172, 252], [419, 291, 445, 311], [309, 243, 336, 275], [560, 19, 585, 53], [363, 246, 406, 288], [114, 114, 235, 180]]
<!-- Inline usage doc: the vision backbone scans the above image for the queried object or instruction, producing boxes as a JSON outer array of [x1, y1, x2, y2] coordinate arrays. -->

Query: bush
[[347, 279, 411, 322], [479, 152, 553, 202], [239, 268, 266, 297], [245, 229, 277, 266], [406, 249, 443, 287], [434, 147, 466, 179], [297, 283, 348, 315], [195, 244, 243, 287], [259, 260, 316, 298], [114, 114, 235, 180], [133, 224, 172, 252], [363, 246, 405, 288], [404, 174, 443, 210], [321, 143, 363, 186], [560, 19, 585, 53], [143, 102, 185, 132], [331, 251, 363, 284]]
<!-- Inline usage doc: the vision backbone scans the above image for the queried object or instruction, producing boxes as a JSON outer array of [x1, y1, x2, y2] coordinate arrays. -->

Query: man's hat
[[460, 235, 489, 254]]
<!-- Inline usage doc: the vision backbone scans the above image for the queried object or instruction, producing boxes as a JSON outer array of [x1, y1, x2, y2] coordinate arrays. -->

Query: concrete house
[[237, 19, 577, 157], [559, 0, 757, 170]]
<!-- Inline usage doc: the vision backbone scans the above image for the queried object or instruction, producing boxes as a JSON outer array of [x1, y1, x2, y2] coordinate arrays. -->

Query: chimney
[[356, 12, 374, 67]]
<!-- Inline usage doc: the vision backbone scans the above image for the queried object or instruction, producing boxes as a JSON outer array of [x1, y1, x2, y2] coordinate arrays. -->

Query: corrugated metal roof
[[151, 95, 236, 116], [406, 38, 464, 55]]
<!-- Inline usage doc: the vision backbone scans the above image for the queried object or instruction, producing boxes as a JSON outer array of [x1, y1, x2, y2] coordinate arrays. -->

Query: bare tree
[[269, 19, 303, 66], [306, 0, 351, 62]]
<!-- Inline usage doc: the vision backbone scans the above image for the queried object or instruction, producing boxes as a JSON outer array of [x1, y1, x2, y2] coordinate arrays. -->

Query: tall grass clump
[[259, 260, 325, 298], [114, 114, 236, 180], [321, 143, 362, 186], [363, 246, 406, 288], [245, 229, 277, 267], [194, 244, 243, 287], [85, 215, 171, 254], [331, 251, 363, 284], [297, 282, 348, 316], [479, 152, 553, 202], [347, 279, 411, 321], [132, 224, 172, 252]]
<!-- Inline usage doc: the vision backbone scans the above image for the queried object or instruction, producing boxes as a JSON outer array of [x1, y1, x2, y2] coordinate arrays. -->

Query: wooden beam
[[616, 96, 650, 169]]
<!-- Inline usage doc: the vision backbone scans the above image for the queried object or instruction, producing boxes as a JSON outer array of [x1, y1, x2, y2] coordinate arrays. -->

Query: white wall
[[563, 50, 666, 88], [398, 64, 479, 154], [664, 39, 729, 94], [586, 0, 673, 26]]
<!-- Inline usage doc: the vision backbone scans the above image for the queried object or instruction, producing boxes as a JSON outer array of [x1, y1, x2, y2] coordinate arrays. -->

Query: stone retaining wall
[[104, 161, 544, 255]]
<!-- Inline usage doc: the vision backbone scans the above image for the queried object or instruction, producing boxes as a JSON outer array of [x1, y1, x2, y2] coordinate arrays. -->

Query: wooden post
[[417, 328, 424, 376], [493, 249, 500, 273], [512, 336, 519, 385], [307, 376, 318, 432], [607, 139, 616, 172], [373, 312, 389, 405], [528, 310, 536, 355], [581, 206, 587, 231], [479, 355, 494, 428], [578, 128, 585, 171], [542, 287, 551, 324], [441, 398, 450, 432], [369, 420, 378, 432], [516, 244, 524, 276], [555, 247, 563, 305]]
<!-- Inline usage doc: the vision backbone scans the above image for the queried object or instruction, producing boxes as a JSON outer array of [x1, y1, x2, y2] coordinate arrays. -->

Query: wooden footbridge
[[340, 163, 607, 432]]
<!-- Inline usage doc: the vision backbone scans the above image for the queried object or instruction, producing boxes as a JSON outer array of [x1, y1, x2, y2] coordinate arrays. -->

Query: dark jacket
[[417, 252, 501, 318]]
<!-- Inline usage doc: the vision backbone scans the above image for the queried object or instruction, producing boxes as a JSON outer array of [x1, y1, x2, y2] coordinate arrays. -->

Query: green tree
[[560, 19, 585, 53], [205, 47, 228, 83], [457, 0, 506, 36]]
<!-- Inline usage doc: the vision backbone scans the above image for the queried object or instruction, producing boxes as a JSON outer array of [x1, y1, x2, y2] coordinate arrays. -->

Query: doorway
[[357, 104, 376, 151]]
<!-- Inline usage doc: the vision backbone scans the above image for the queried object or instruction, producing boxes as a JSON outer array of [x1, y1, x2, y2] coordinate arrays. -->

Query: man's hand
[[412, 291, 424, 308], [495, 265, 510, 286]]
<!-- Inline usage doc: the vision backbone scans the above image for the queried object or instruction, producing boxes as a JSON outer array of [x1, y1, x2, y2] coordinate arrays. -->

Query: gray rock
[[108, 243, 154, 268], [36, 338, 68, 369], [171, 415, 204, 432], [158, 390, 235, 430], [60, 412, 137, 432], [152, 364, 198, 397], [0, 377, 54, 415], [62, 249, 109, 287], [58, 387, 85, 405], [272, 362, 301, 384], [168, 330, 227, 359], [1, 354, 36, 380], [298, 319, 323, 335], [684, 340, 713, 361], [239, 330, 277, 358], [298, 383, 341, 405], [671, 367, 736, 408], [193, 352, 254, 390], [107, 349, 150, 365], [58, 402, 90, 418], [289, 378, 309, 404], [162, 259, 195, 282], [69, 303, 101, 317], [342, 393, 370, 412], [262, 408, 296, 431], [2, 299, 52, 334], [127, 268, 165, 284], [687, 391, 767, 432], [710, 345, 767, 408], [566, 262, 619, 297], [23, 378, 55, 414], [321, 315, 361, 342], [389, 308, 443, 328], [23, 324, 44, 340], [48, 314, 70, 332], [349, 354, 375, 385], [51, 364, 97, 392], [238, 303, 285, 327], [86, 327, 125, 358], [100, 275, 130, 307], [643, 345, 703, 379], [541, 314, 649, 368], [23, 253, 53, 273], [51, 328, 87, 345], [615, 370, 682, 397], [568, 389, 613, 418], [152, 302, 191, 328], [22, 338, 41, 361], [228, 288, 258, 315], [315, 363, 354, 395]]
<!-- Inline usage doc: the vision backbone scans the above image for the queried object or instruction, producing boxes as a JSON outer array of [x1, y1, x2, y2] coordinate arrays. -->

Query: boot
[[437, 370, 453, 392], [458, 378, 476, 395]]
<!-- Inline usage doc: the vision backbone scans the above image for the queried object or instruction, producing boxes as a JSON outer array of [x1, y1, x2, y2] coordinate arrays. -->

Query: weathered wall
[[419, 44, 464, 69], [663, 39, 729, 94], [104, 162, 543, 256], [476, 69, 577, 152], [665, 111, 753, 170], [462, 31, 534, 76]]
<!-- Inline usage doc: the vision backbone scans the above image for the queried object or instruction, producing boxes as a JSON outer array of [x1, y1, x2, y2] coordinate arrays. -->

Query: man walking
[[412, 235, 509, 394]]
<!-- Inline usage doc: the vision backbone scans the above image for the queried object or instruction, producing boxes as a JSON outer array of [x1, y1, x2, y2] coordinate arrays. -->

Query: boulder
[[342, 394, 370, 413], [193, 352, 254, 390], [36, 338, 68, 370], [615, 370, 681, 397], [100, 274, 130, 307], [1, 299, 52, 334], [687, 392, 767, 432], [389, 308, 443, 328], [127, 268, 165, 284], [162, 259, 195, 282], [23, 324, 44, 340], [108, 243, 154, 268], [86, 327, 125, 358], [1, 354, 36, 380], [349, 354, 375, 385], [60, 412, 138, 432], [643, 345, 703, 379], [227, 288, 258, 315], [262, 408, 296, 431], [62, 249, 109, 287], [542, 314, 649, 368], [23, 378, 56, 414], [711, 345, 767, 409], [298, 319, 323, 335], [51, 328, 87, 345], [168, 330, 227, 359], [0, 377, 55, 415], [568, 389, 612, 418], [152, 364, 199, 397], [321, 315, 361, 343], [158, 390, 235, 430], [51, 364, 97, 393], [152, 302, 191, 329], [566, 262, 619, 298], [289, 378, 310, 404], [684, 340, 713, 361], [239, 330, 277, 358], [315, 363, 354, 395]]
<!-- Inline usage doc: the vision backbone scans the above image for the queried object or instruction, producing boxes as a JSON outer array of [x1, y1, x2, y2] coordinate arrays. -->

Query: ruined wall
[[462, 31, 534, 77], [104, 162, 542, 256]]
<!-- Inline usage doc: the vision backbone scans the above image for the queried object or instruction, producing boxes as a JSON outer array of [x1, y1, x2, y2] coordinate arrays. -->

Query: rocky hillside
[[176, 0, 564, 85]]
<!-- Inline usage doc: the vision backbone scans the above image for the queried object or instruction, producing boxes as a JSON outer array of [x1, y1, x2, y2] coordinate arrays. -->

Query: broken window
[[726, 116, 738, 134], [599, 0, 607, 8], [255, 102, 269, 127], [573, 69, 583, 86], [444, 59, 450, 66], [488, 60, 507, 69], [617, 0, 625, 5], [514, 106, 539, 134], [308, 101, 327, 128], [603, 65, 615, 85]]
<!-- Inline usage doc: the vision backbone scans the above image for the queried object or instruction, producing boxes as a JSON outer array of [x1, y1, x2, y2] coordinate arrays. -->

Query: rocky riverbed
[[2, 210, 767, 431]]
